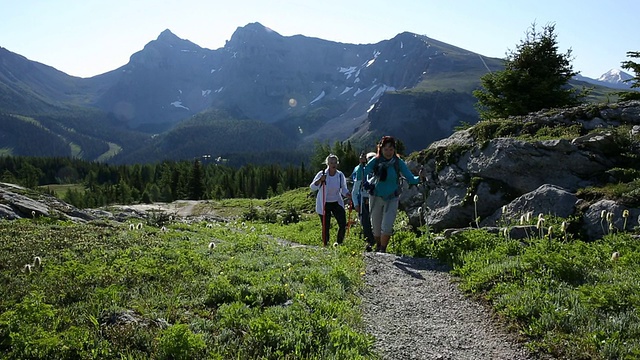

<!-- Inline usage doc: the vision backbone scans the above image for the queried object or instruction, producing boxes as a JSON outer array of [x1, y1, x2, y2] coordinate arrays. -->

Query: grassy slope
[[0, 189, 376, 359], [3, 184, 640, 359]]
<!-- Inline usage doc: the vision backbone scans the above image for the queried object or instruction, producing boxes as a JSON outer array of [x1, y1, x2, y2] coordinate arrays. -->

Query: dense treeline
[[0, 114, 70, 157], [0, 140, 368, 208], [0, 110, 148, 161], [0, 156, 313, 208]]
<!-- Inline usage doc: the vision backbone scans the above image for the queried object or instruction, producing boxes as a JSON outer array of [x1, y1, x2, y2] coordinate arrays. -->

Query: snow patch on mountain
[[598, 69, 633, 84]]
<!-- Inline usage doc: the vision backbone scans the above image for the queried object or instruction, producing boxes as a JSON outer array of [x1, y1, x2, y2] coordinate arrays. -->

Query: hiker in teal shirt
[[363, 136, 424, 252]]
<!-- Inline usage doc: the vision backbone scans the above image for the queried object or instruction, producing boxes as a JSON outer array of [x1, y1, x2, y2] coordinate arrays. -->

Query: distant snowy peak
[[597, 69, 633, 84]]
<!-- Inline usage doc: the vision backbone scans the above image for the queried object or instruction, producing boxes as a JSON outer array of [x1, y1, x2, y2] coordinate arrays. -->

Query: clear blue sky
[[1, 0, 637, 79]]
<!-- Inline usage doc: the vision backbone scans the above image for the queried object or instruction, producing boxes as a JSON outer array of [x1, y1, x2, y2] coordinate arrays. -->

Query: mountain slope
[[0, 23, 629, 164], [111, 109, 298, 165]]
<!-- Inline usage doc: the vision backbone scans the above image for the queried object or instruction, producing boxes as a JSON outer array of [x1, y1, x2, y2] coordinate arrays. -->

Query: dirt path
[[360, 253, 544, 359]]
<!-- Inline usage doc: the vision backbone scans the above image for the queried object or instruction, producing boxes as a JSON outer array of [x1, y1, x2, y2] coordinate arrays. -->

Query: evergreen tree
[[17, 162, 44, 188], [1, 170, 17, 184], [619, 51, 640, 101], [473, 23, 584, 120], [309, 140, 359, 173], [63, 188, 85, 208], [188, 160, 205, 200], [117, 180, 133, 204]]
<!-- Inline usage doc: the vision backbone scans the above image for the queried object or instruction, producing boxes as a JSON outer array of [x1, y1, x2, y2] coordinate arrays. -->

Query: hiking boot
[[365, 244, 373, 252]]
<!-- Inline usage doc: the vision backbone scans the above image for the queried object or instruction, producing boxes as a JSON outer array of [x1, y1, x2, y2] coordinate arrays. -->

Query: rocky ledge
[[401, 100, 640, 241]]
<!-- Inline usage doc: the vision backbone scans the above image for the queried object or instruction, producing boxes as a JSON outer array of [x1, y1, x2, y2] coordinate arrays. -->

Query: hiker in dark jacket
[[363, 136, 424, 252], [351, 151, 376, 251]]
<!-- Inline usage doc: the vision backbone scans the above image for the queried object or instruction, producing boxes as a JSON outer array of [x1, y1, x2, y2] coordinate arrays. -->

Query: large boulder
[[481, 184, 578, 227], [581, 200, 640, 240]]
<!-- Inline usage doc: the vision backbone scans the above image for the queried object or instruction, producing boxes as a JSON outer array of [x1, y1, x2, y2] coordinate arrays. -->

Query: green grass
[[41, 183, 85, 197], [95, 142, 123, 162], [0, 213, 376, 359], [412, 70, 485, 93], [5, 185, 640, 359], [416, 223, 640, 359], [194, 188, 317, 221], [69, 142, 82, 158]]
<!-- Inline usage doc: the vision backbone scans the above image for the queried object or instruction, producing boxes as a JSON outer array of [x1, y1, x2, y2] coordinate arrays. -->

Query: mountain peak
[[597, 68, 632, 84], [147, 29, 201, 51], [226, 22, 282, 48], [158, 29, 177, 40]]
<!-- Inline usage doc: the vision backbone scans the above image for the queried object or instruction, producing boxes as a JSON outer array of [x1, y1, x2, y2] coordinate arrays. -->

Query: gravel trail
[[360, 252, 543, 360]]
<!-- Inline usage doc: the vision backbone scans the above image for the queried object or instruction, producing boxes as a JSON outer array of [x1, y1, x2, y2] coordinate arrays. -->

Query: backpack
[[364, 157, 403, 197]]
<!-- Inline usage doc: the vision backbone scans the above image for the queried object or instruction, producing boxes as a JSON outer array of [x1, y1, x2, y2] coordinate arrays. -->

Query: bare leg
[[374, 236, 381, 252], [379, 234, 391, 253]]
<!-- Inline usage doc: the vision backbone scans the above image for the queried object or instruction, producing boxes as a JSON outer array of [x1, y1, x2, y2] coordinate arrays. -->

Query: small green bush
[[156, 324, 206, 360]]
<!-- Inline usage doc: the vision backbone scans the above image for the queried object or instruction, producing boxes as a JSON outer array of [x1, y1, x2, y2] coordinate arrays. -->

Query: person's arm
[[399, 159, 422, 185], [310, 170, 326, 190], [350, 165, 359, 181], [340, 171, 350, 197], [363, 157, 376, 175], [351, 180, 362, 209]]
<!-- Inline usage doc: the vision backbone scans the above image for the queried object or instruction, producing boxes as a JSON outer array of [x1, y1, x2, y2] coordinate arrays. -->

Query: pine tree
[[187, 160, 205, 200], [473, 23, 585, 120], [619, 51, 640, 101]]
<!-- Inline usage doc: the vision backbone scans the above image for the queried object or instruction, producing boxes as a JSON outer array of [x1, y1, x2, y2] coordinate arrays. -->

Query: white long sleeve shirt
[[309, 169, 350, 215]]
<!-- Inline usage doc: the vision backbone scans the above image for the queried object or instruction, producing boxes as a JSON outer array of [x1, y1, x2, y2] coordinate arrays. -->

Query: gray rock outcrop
[[402, 100, 640, 240], [0, 182, 96, 221]]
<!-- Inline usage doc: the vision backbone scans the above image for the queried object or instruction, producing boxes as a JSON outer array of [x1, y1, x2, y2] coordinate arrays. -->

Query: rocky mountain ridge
[[0, 23, 507, 162], [3, 22, 626, 165], [575, 69, 634, 90]]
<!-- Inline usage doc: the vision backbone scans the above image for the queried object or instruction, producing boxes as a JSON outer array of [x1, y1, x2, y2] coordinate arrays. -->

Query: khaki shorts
[[369, 195, 399, 236]]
